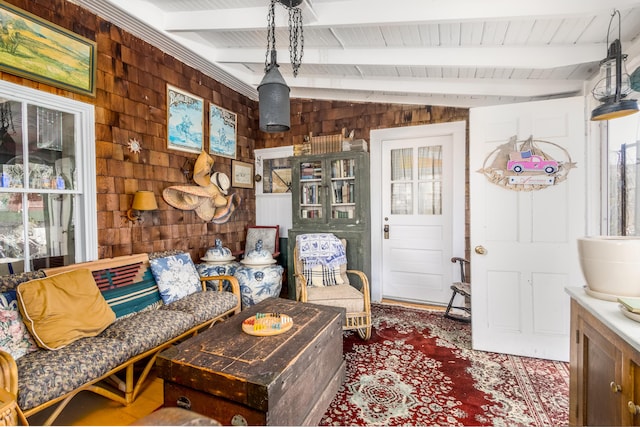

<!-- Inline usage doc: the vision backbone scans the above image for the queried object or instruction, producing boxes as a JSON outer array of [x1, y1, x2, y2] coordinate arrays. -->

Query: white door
[[254, 147, 293, 236], [470, 96, 587, 362], [371, 122, 465, 304]]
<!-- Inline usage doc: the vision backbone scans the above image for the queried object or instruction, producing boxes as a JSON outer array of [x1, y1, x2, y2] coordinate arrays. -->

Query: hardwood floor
[[26, 373, 163, 426], [381, 298, 445, 311]]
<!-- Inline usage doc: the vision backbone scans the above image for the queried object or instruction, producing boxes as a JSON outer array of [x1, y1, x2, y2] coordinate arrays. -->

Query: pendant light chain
[[264, 0, 277, 73], [288, 6, 303, 77]]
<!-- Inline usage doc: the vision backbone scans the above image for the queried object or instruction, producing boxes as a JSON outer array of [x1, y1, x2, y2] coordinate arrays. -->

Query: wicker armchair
[[293, 234, 371, 340]]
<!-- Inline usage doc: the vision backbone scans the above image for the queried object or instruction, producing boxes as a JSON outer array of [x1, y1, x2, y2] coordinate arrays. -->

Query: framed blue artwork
[[167, 85, 204, 154], [209, 102, 237, 159]]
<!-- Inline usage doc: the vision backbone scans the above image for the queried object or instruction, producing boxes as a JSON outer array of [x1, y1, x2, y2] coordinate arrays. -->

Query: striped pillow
[[303, 263, 345, 287], [93, 263, 162, 318]]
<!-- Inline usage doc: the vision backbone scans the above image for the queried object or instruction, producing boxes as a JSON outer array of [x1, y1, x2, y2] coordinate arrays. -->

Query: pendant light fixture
[[258, 0, 304, 133], [591, 9, 639, 121]]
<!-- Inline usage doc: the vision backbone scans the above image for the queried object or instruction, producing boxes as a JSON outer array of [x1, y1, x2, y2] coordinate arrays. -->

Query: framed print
[[167, 85, 204, 154], [232, 160, 254, 189], [0, 1, 96, 96], [209, 103, 237, 159]]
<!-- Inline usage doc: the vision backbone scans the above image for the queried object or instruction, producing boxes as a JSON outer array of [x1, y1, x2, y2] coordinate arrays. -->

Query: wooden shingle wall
[[0, 0, 258, 261]]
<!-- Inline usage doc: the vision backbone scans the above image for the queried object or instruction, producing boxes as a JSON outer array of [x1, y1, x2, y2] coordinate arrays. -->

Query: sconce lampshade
[[127, 190, 157, 223], [132, 191, 158, 211], [258, 64, 291, 132]]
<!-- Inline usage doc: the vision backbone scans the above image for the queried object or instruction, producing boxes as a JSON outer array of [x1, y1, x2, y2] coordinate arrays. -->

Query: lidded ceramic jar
[[202, 238, 233, 262], [242, 240, 275, 265]]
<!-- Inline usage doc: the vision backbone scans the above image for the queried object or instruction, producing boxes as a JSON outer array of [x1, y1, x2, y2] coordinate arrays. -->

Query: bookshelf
[[288, 151, 370, 299]]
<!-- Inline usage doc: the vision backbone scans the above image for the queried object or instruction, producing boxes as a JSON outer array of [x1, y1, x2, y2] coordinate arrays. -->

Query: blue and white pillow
[[149, 253, 201, 304], [0, 290, 38, 359]]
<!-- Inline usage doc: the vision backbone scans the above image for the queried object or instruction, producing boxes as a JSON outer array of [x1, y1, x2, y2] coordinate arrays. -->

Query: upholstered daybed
[[0, 251, 240, 426]]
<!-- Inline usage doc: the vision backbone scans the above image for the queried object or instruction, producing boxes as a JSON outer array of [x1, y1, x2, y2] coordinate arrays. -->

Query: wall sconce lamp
[[126, 190, 158, 223], [591, 9, 639, 121], [257, 0, 303, 133]]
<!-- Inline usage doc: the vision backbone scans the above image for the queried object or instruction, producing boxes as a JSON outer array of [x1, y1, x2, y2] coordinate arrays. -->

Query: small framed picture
[[166, 85, 204, 153], [232, 160, 254, 189]]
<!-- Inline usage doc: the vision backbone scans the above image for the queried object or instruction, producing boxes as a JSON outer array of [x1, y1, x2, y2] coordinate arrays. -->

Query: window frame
[[0, 79, 97, 269]]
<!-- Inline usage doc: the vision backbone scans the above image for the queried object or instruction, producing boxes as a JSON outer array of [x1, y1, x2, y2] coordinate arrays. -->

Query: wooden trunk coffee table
[[156, 297, 345, 426]]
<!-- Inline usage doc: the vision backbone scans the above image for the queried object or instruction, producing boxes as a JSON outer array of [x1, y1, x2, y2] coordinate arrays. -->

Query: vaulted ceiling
[[73, 0, 640, 108]]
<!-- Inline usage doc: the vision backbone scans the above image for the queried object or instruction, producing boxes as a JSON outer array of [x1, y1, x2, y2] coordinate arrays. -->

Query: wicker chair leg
[[357, 325, 371, 340]]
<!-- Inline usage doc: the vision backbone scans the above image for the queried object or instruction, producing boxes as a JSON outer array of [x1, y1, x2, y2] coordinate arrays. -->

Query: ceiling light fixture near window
[[258, 0, 304, 133], [591, 9, 639, 121]]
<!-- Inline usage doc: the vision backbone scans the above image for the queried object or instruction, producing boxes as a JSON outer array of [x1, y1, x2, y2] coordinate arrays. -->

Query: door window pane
[[419, 181, 442, 215], [391, 148, 412, 180], [262, 157, 291, 193], [391, 183, 412, 215], [391, 148, 413, 215], [418, 146, 443, 215]]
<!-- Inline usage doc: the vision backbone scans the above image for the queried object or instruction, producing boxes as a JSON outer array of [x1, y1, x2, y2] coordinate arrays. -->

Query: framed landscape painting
[[0, 1, 96, 96], [167, 85, 204, 154], [209, 103, 237, 159]]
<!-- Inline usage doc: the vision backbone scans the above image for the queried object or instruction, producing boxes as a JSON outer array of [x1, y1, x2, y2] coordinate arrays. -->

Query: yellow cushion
[[17, 269, 116, 350]]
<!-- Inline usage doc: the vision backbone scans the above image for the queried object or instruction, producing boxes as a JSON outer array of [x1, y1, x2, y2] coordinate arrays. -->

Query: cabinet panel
[[570, 298, 640, 426], [288, 151, 370, 300], [582, 322, 622, 426]]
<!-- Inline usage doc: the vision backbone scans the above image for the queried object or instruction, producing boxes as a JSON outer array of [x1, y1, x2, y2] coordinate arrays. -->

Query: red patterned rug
[[320, 303, 569, 426]]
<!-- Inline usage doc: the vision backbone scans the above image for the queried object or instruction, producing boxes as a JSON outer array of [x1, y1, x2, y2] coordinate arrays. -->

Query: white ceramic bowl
[[577, 236, 640, 300]]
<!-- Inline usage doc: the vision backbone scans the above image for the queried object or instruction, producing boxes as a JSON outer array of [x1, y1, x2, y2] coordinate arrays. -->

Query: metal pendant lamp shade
[[591, 11, 639, 121], [258, 64, 291, 132]]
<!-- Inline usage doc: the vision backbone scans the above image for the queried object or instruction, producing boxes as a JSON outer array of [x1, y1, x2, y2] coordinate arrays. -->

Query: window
[[0, 80, 96, 274], [390, 145, 443, 215], [607, 114, 640, 236]]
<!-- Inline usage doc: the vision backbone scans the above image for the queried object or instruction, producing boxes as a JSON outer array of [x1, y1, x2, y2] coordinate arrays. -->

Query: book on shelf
[[618, 296, 640, 313]]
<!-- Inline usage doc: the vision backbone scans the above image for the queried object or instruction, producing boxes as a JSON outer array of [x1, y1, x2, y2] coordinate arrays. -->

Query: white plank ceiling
[[71, 0, 640, 107]]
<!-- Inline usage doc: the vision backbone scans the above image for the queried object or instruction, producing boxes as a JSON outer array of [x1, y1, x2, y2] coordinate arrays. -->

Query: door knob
[[475, 245, 487, 255], [611, 381, 622, 393]]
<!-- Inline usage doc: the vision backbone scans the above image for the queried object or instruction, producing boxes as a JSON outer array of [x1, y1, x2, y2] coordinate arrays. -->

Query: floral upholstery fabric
[[0, 291, 38, 360], [0, 271, 46, 293], [149, 254, 201, 304], [161, 290, 238, 323], [99, 310, 195, 356], [196, 262, 240, 292], [16, 336, 129, 410], [148, 250, 185, 260], [234, 265, 283, 309]]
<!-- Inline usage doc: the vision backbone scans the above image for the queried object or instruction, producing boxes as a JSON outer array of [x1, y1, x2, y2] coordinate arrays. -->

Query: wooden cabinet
[[570, 297, 640, 426], [287, 151, 370, 299]]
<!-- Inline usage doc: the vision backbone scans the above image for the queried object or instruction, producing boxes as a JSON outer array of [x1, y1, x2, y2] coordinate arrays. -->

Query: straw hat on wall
[[163, 151, 240, 222]]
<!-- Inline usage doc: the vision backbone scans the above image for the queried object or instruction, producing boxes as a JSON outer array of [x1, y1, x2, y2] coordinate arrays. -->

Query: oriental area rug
[[320, 303, 569, 426]]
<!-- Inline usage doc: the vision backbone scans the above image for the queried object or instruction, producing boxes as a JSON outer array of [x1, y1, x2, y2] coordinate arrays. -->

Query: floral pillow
[[149, 253, 202, 304], [0, 290, 38, 360]]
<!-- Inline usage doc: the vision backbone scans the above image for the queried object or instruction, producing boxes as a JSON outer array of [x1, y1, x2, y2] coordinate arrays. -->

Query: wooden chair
[[237, 225, 280, 258], [444, 256, 471, 322], [293, 233, 371, 340]]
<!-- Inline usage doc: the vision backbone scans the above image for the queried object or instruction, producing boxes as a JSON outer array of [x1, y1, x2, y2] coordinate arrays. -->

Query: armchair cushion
[[306, 284, 365, 313], [149, 253, 201, 304], [17, 269, 116, 350]]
